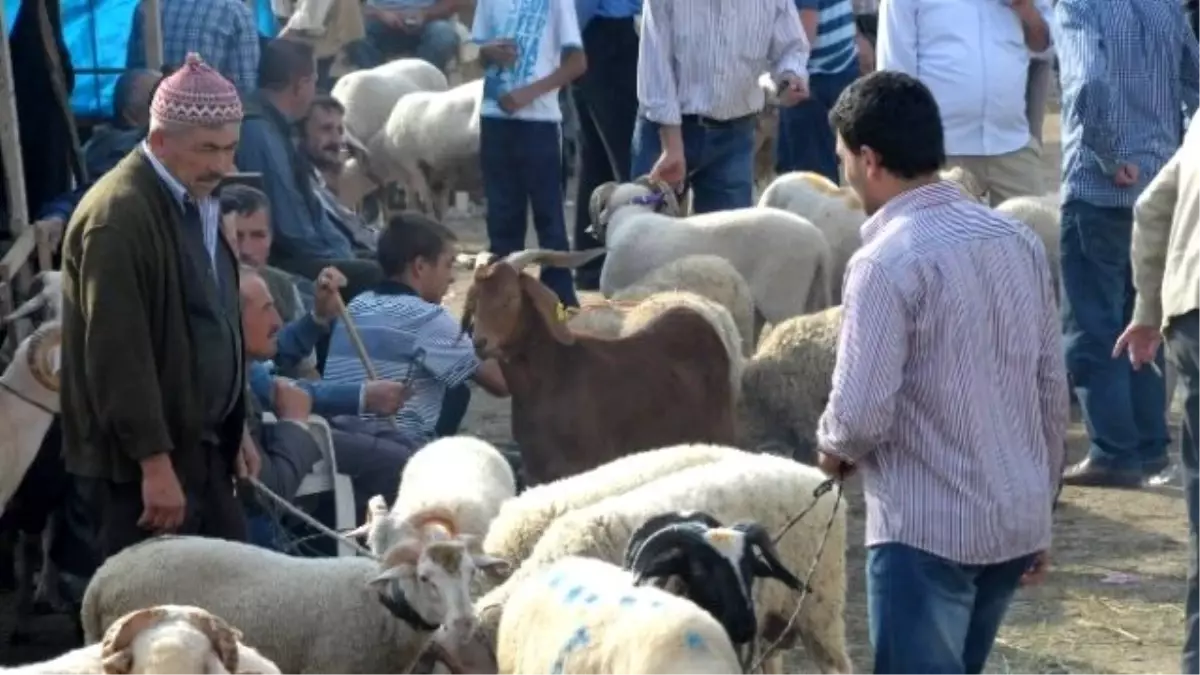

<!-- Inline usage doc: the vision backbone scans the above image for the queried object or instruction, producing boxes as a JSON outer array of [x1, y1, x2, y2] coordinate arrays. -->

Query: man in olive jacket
[[61, 53, 259, 562]]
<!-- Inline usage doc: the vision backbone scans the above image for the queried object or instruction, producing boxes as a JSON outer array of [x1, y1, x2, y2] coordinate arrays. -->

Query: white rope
[[246, 476, 378, 560]]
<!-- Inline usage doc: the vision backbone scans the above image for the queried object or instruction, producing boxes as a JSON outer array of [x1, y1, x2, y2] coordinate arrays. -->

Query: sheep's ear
[[101, 606, 169, 668], [101, 648, 134, 674], [370, 564, 412, 589], [518, 274, 576, 345], [184, 608, 242, 674]]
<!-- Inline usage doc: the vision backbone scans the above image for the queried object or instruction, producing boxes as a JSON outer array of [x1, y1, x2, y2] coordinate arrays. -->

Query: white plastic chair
[[260, 412, 358, 557]]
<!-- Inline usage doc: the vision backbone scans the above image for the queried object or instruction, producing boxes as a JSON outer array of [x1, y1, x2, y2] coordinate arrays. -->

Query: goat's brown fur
[[465, 264, 737, 486]]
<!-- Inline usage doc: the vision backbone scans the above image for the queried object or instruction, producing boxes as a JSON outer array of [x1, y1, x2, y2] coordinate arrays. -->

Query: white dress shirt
[[877, 0, 1054, 157]]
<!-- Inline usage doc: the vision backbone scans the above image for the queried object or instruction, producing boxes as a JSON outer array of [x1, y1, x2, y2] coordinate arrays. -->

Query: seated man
[[299, 96, 379, 256], [235, 38, 383, 302], [362, 0, 462, 73], [240, 265, 414, 518], [324, 211, 509, 445]]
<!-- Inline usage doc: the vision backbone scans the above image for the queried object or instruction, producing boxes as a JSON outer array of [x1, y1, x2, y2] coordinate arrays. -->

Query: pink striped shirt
[[817, 181, 1069, 565]]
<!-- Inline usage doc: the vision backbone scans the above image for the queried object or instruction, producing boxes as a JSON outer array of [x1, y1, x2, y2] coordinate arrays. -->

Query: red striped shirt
[[818, 180, 1069, 564]]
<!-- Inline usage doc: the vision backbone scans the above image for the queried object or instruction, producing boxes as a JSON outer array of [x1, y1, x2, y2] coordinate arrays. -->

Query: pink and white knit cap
[[150, 53, 243, 126]]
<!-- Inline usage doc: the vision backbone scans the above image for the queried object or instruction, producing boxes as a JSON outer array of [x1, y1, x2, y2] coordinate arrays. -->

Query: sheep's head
[[1, 319, 63, 412], [3, 271, 63, 325], [939, 166, 987, 203], [587, 177, 681, 241], [461, 248, 606, 358], [99, 605, 248, 674], [625, 513, 802, 648]]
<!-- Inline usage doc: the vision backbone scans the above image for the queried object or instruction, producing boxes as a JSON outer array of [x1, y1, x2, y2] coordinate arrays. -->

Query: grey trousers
[[1026, 58, 1054, 146]]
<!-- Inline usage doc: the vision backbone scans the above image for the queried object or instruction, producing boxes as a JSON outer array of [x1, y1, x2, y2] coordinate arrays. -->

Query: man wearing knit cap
[[61, 54, 266, 562]]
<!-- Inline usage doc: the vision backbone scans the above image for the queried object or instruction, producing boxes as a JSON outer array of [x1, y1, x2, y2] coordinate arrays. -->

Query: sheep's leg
[[33, 515, 69, 614], [403, 162, 435, 216]]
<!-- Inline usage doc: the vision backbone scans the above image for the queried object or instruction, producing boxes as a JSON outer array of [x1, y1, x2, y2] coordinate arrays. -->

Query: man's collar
[[140, 140, 190, 207], [375, 279, 420, 297], [859, 180, 965, 244]]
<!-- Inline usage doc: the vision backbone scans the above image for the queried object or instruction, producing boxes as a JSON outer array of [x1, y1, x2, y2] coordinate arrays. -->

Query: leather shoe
[[1061, 458, 1144, 488]]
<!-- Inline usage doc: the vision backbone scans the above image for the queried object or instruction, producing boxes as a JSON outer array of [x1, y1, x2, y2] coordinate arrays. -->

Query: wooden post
[[0, 1, 29, 243], [142, 0, 164, 71]]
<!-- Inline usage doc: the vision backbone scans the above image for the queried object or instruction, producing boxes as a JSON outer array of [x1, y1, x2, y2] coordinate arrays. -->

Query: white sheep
[[737, 306, 842, 463], [7, 604, 279, 674], [355, 78, 484, 219], [476, 451, 851, 674], [482, 444, 745, 573], [0, 320, 62, 517], [612, 255, 756, 357], [3, 271, 63, 325], [589, 180, 834, 344], [994, 192, 1061, 297], [331, 58, 449, 150], [567, 291, 745, 394], [81, 531, 509, 674], [496, 556, 742, 674]]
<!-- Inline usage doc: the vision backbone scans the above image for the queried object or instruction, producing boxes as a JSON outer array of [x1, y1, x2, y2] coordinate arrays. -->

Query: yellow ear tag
[[556, 303, 569, 322]]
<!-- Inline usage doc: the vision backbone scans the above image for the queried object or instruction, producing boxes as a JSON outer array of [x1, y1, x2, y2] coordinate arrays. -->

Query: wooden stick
[[333, 293, 379, 380]]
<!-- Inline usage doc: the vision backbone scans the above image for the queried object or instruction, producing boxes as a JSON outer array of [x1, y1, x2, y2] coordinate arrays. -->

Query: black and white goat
[[622, 511, 803, 654]]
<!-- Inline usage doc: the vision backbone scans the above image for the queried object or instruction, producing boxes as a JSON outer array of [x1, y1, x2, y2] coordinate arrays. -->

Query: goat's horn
[[502, 248, 605, 271], [623, 511, 724, 569], [735, 522, 803, 590], [628, 523, 710, 576]]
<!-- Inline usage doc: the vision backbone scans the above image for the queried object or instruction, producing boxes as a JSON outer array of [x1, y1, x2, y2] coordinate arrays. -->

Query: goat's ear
[[518, 275, 576, 345]]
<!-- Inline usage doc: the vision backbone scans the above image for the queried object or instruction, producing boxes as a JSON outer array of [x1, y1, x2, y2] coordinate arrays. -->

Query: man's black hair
[[112, 68, 159, 125], [377, 211, 458, 278], [300, 95, 346, 137], [828, 71, 945, 180], [220, 184, 270, 217], [258, 38, 316, 92]]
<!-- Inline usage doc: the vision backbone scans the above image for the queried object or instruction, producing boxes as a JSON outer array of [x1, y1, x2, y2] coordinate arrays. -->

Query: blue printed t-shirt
[[472, 0, 583, 122], [323, 282, 480, 442]]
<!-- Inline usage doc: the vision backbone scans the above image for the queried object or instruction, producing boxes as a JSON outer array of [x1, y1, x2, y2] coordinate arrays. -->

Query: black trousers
[[570, 16, 640, 283]]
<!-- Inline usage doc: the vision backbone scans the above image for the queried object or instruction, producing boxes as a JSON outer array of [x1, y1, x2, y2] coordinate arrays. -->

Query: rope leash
[[746, 474, 845, 674], [246, 476, 378, 560]]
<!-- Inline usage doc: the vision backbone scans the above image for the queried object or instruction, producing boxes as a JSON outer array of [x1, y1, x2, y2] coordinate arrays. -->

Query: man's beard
[[306, 145, 342, 172]]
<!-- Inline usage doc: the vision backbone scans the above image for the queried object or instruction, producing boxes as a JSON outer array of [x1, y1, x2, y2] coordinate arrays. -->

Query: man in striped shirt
[[324, 212, 509, 445], [776, 0, 859, 183], [817, 72, 1068, 674], [633, 0, 810, 213]]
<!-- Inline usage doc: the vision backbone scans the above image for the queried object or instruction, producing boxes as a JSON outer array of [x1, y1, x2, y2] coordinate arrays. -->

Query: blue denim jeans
[[1166, 310, 1200, 674], [479, 116, 580, 307], [775, 66, 859, 183], [1060, 200, 1170, 471], [364, 17, 460, 72], [867, 543, 1036, 674], [630, 114, 756, 214]]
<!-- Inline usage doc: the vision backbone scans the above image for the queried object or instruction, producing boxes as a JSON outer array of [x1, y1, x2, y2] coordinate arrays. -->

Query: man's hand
[[481, 39, 518, 67], [363, 380, 410, 416], [138, 454, 186, 533], [398, 8, 425, 33], [236, 425, 262, 479], [499, 86, 537, 114], [855, 33, 875, 75], [312, 266, 348, 325], [1020, 550, 1050, 586], [650, 147, 687, 187], [816, 451, 855, 479], [1113, 323, 1163, 369], [35, 217, 65, 251], [776, 73, 810, 107], [1114, 163, 1139, 187], [274, 378, 313, 422]]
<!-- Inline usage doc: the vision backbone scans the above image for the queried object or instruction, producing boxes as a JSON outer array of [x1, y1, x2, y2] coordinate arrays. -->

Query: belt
[[679, 113, 757, 128]]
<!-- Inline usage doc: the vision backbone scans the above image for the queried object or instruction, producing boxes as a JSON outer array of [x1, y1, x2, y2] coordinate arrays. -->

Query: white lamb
[[496, 556, 742, 674], [7, 604, 279, 674], [476, 451, 851, 674], [567, 291, 745, 393], [612, 255, 756, 356], [81, 531, 509, 674], [589, 180, 834, 344], [994, 192, 1061, 298], [330, 58, 449, 151], [482, 444, 746, 573], [367, 79, 484, 218], [352, 435, 516, 565], [0, 320, 62, 517]]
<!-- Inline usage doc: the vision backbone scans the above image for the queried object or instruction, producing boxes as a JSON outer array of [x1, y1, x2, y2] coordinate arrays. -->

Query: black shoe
[[575, 272, 601, 291], [1061, 458, 1144, 488]]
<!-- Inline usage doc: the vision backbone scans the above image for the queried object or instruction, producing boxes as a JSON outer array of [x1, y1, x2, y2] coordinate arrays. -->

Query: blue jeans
[[630, 114, 756, 214], [867, 543, 1036, 674], [364, 17, 460, 72], [1060, 200, 1170, 471], [1166, 310, 1200, 674], [480, 116, 580, 307], [775, 66, 859, 183]]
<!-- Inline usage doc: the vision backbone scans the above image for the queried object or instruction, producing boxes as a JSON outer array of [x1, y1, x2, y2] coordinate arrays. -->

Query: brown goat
[[462, 249, 737, 487]]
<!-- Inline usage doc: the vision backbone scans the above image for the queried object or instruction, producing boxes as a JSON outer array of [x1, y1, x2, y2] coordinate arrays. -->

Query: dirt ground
[[2, 110, 1192, 673]]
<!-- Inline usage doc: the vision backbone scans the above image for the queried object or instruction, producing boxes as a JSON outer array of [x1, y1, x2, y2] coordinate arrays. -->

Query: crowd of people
[[5, 0, 1198, 671]]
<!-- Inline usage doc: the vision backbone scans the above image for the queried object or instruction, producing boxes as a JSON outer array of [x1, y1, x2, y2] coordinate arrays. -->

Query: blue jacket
[[249, 313, 364, 417]]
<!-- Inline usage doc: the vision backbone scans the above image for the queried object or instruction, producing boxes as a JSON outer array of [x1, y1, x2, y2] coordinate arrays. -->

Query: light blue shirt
[[472, 0, 583, 122], [575, 0, 640, 31]]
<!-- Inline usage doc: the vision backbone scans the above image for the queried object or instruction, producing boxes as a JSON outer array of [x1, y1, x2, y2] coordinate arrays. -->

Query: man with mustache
[[298, 96, 378, 256], [61, 54, 256, 561]]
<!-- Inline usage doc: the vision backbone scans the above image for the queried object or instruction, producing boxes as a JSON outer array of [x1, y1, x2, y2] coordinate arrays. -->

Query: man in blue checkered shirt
[[1056, 0, 1199, 488], [127, 0, 261, 94]]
